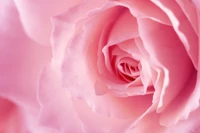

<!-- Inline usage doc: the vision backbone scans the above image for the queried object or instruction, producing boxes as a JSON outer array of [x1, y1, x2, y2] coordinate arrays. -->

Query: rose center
[[115, 57, 140, 82]]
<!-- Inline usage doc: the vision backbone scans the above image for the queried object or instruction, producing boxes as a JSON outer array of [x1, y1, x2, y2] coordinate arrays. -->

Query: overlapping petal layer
[[0, 0, 53, 132]]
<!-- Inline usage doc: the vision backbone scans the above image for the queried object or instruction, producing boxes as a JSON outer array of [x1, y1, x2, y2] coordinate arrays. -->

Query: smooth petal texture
[[129, 107, 200, 133], [159, 9, 200, 130], [130, 107, 200, 133], [129, 112, 166, 133], [150, 0, 200, 127], [98, 8, 141, 94], [137, 18, 195, 125], [102, 9, 139, 76], [13, 0, 83, 44], [38, 62, 155, 133], [191, 0, 200, 11], [0, 0, 53, 132], [38, 63, 134, 133], [0, 97, 54, 133], [71, 96, 131, 133], [110, 0, 171, 25], [0, 0, 51, 108], [159, 71, 198, 126], [0, 98, 24, 133], [51, 0, 106, 65], [38, 64, 84, 133], [175, 0, 199, 36], [151, 0, 199, 69], [164, 107, 200, 133], [100, 8, 154, 96]]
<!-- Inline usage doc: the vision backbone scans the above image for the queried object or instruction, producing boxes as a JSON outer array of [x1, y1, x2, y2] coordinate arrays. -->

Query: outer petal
[[164, 107, 200, 133], [191, 0, 200, 11], [0, 98, 24, 132], [0, 97, 56, 133], [110, 0, 171, 25], [137, 18, 196, 126], [129, 107, 200, 133], [129, 113, 166, 133], [0, 0, 53, 132], [71, 96, 132, 133], [51, 0, 106, 65], [13, 0, 82, 44], [151, 0, 198, 69], [175, 0, 199, 36], [38, 64, 83, 133], [0, 0, 51, 106], [38, 63, 139, 133]]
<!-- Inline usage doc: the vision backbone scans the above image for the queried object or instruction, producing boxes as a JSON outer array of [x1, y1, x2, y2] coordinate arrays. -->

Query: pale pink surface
[[13, 0, 82, 44], [0, 0, 200, 133], [0, 0, 54, 132]]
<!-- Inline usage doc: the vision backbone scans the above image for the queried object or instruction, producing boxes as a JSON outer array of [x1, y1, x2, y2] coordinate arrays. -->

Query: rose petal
[[118, 39, 142, 60], [134, 29, 170, 100], [111, 0, 171, 25], [98, 8, 143, 94], [158, 8, 200, 130], [151, 0, 199, 69], [51, 0, 107, 65], [61, 6, 122, 99], [13, 0, 82, 44], [0, 1, 61, 132], [39, 63, 155, 133], [39, 63, 144, 133], [137, 18, 195, 125], [165, 107, 200, 133], [71, 96, 129, 133], [0, 0, 51, 110], [107, 9, 139, 44], [158, 9, 200, 125], [191, 0, 200, 11], [159, 71, 198, 126], [102, 9, 139, 76], [40, 5, 124, 130], [129, 112, 166, 133], [72, 94, 156, 133], [175, 0, 199, 36], [0, 97, 52, 133], [38, 64, 83, 132], [0, 98, 22, 132], [130, 106, 200, 133]]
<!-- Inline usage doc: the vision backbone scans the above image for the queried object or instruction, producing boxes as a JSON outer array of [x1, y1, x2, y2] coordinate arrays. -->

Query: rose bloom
[[1, 0, 200, 133]]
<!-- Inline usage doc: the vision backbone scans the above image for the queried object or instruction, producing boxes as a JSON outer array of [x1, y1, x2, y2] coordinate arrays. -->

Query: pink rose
[[1, 0, 200, 133]]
